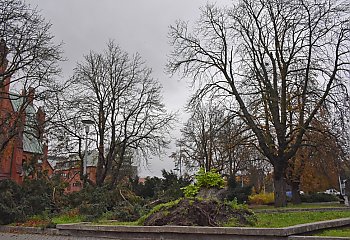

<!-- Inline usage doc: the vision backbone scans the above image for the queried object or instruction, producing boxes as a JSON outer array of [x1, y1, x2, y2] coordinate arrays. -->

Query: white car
[[324, 188, 340, 195]]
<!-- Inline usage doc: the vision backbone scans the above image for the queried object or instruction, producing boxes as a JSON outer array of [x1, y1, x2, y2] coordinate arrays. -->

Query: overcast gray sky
[[25, 0, 232, 177]]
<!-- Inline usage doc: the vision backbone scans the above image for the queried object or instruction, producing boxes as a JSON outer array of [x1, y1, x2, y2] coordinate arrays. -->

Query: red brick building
[[0, 40, 51, 184], [49, 151, 98, 193], [49, 150, 137, 193]]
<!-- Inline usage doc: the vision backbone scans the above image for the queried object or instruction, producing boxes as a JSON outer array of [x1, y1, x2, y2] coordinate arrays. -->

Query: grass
[[90, 204, 350, 228], [313, 226, 350, 237], [79, 209, 350, 228], [250, 202, 343, 210], [51, 214, 84, 225], [285, 202, 343, 209], [255, 211, 350, 228], [12, 203, 350, 228], [49, 209, 86, 225], [92, 220, 139, 226]]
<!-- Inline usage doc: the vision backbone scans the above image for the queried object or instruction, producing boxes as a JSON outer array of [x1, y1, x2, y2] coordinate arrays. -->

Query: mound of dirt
[[142, 198, 256, 227]]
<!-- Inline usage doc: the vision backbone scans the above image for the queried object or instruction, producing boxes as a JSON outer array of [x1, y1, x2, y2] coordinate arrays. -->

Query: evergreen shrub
[[0, 180, 26, 225], [226, 176, 252, 203], [301, 193, 340, 203]]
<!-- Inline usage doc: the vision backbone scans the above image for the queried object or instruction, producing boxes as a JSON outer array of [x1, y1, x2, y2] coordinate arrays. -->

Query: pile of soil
[[142, 198, 256, 227]]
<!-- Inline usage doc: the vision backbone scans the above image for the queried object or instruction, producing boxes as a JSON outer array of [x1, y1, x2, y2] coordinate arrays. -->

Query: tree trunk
[[96, 144, 105, 186], [274, 177, 287, 207], [274, 167, 287, 207], [291, 181, 302, 205]]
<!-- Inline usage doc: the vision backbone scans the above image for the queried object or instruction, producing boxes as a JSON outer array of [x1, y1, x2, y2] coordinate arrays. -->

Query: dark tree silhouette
[[168, 0, 350, 206]]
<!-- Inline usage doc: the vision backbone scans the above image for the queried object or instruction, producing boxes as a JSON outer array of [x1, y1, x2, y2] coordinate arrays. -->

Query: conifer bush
[[0, 180, 26, 225]]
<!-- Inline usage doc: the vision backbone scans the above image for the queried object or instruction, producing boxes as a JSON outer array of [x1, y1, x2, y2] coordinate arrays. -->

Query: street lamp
[[82, 119, 94, 178]]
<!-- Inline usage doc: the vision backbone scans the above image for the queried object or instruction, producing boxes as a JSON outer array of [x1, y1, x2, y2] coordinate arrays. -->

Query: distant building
[[49, 150, 138, 193], [119, 159, 138, 180], [0, 40, 51, 184], [49, 150, 98, 193]]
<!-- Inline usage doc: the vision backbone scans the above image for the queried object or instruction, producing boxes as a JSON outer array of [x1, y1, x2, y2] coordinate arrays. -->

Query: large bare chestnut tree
[[168, 0, 350, 207], [50, 41, 175, 186]]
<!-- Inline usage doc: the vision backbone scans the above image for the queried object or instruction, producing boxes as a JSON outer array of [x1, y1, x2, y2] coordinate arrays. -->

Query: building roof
[[67, 150, 98, 167], [49, 150, 99, 171], [9, 93, 43, 154]]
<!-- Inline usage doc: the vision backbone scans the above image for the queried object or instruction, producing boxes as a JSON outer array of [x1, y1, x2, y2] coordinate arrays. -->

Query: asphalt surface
[[0, 233, 109, 240]]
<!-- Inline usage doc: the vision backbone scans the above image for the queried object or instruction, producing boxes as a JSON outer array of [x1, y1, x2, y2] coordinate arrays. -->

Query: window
[[73, 182, 81, 187]]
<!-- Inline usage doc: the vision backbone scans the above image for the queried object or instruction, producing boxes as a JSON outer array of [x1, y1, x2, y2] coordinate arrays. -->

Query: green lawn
[[92, 210, 350, 228], [313, 226, 350, 237], [250, 202, 343, 210], [255, 211, 350, 228], [314, 227, 350, 237], [15, 204, 350, 228], [52, 214, 84, 225], [92, 220, 139, 226]]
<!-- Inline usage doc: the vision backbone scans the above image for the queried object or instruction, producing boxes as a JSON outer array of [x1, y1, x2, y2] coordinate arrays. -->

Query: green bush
[[182, 184, 200, 198], [106, 202, 145, 222], [301, 193, 340, 203], [196, 168, 225, 189], [64, 185, 119, 210], [131, 170, 191, 201], [22, 179, 53, 215], [0, 179, 57, 225], [226, 176, 252, 203], [63, 185, 146, 222], [78, 203, 106, 222], [63, 186, 120, 221], [0, 180, 26, 225], [181, 168, 224, 198]]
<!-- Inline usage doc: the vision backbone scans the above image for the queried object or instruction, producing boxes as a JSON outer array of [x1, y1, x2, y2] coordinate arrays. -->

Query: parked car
[[324, 188, 340, 195], [286, 191, 304, 198]]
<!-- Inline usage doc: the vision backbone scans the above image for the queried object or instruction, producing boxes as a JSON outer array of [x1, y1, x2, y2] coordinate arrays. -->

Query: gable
[[9, 93, 43, 154]]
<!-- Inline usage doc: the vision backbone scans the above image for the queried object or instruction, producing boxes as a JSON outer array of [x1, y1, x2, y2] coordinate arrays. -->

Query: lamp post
[[82, 119, 94, 179]]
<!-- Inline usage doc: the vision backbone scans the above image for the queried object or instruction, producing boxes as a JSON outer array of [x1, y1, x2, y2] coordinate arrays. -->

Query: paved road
[[0, 233, 110, 240]]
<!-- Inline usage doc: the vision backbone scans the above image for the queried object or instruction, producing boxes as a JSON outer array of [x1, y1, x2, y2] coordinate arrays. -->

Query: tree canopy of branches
[[0, 0, 62, 92], [287, 111, 348, 203], [168, 0, 350, 207], [172, 100, 256, 176], [50, 41, 175, 186], [0, 0, 62, 155]]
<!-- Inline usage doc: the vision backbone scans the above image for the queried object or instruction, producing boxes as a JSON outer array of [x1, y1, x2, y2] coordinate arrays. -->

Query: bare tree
[[0, 0, 62, 92], [52, 41, 175, 186], [175, 101, 223, 172], [0, 0, 63, 155], [216, 114, 257, 177], [168, 0, 350, 206], [172, 99, 255, 176]]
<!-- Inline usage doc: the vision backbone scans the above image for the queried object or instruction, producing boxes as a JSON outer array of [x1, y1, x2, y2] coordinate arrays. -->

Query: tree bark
[[274, 178, 287, 207], [274, 166, 287, 207], [291, 181, 302, 204]]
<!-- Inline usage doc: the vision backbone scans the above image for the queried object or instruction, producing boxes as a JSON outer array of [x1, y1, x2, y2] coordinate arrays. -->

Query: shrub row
[[0, 179, 54, 225]]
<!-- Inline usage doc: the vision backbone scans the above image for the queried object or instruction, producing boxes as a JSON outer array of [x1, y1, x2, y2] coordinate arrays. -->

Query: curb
[[0, 225, 60, 235], [1, 218, 350, 240], [56, 218, 350, 240], [290, 237, 350, 240]]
